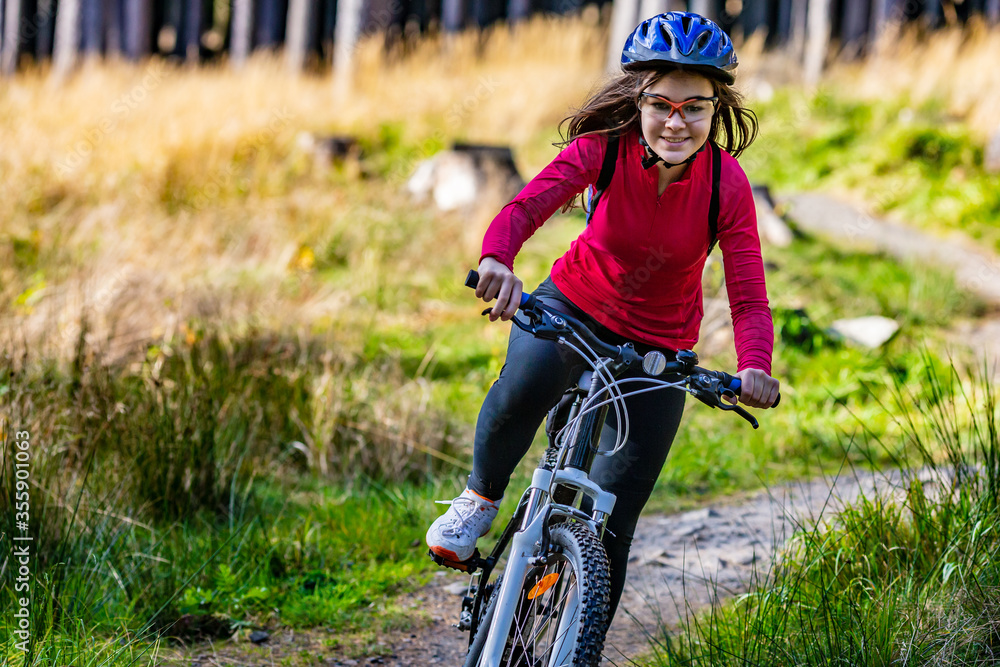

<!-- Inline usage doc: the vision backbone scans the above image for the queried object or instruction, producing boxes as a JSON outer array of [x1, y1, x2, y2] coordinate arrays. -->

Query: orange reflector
[[527, 573, 560, 600]]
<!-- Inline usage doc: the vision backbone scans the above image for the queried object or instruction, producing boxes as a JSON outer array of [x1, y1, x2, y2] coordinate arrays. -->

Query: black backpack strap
[[596, 133, 619, 192], [586, 133, 620, 225], [707, 141, 722, 257]]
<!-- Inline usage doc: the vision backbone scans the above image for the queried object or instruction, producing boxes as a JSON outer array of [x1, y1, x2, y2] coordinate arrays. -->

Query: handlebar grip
[[465, 270, 532, 307], [720, 374, 781, 408]]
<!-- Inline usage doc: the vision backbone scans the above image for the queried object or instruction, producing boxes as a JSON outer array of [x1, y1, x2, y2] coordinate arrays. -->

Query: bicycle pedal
[[427, 548, 484, 573]]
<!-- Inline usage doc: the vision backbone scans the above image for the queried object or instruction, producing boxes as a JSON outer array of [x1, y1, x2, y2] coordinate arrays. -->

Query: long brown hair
[[557, 64, 758, 157]]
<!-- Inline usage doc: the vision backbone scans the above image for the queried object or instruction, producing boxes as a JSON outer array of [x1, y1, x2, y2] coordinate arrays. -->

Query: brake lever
[[480, 301, 561, 341], [689, 375, 760, 429], [732, 405, 759, 429]]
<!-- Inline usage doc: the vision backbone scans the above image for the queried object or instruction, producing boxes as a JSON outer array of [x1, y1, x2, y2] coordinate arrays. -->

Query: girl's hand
[[477, 257, 524, 322], [734, 369, 780, 409]]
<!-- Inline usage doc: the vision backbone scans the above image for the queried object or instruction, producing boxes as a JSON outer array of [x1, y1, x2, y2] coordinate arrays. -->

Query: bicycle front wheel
[[464, 521, 611, 667]]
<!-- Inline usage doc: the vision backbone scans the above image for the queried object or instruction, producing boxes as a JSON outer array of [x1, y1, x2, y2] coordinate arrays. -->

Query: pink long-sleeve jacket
[[481, 128, 774, 373]]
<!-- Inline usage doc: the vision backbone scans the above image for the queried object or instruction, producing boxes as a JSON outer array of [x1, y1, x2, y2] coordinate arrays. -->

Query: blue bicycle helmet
[[621, 12, 738, 84]]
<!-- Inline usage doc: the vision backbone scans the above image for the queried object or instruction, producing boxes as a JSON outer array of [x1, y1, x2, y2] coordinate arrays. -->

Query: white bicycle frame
[[468, 319, 750, 666], [477, 465, 617, 667]]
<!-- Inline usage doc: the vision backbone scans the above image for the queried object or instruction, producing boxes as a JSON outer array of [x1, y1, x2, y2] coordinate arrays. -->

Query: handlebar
[[466, 270, 780, 421]]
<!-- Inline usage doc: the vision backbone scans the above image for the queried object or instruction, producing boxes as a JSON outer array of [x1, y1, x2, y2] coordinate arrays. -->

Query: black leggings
[[468, 276, 686, 619]]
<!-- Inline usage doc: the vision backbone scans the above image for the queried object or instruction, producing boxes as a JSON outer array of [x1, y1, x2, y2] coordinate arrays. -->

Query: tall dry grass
[[0, 13, 612, 362], [827, 19, 1000, 137], [0, 14, 996, 364]]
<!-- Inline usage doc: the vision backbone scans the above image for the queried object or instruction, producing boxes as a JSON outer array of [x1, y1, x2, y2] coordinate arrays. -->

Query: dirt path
[[337, 466, 916, 667], [782, 193, 1000, 373]]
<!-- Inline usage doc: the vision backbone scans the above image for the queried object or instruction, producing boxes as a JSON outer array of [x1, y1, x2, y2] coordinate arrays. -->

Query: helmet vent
[[696, 31, 711, 51], [659, 24, 673, 49], [681, 15, 693, 33]]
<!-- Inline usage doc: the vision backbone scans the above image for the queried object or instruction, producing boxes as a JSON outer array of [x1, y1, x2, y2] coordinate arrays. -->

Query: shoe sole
[[429, 545, 465, 562]]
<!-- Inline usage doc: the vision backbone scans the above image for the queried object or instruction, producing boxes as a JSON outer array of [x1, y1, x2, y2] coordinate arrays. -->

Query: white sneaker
[[426, 488, 500, 563]]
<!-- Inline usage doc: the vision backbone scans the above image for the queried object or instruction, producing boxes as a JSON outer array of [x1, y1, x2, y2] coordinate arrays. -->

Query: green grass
[[645, 360, 1000, 666], [2, 80, 997, 662], [743, 89, 1000, 252]]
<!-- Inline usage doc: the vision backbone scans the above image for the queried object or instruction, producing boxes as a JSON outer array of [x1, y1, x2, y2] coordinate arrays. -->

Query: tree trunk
[[165, 0, 182, 53], [804, 0, 830, 85], [441, 0, 463, 31], [53, 0, 81, 76], [82, 0, 106, 53], [334, 0, 363, 83], [123, 0, 153, 58], [473, 0, 504, 27], [790, 0, 807, 59], [742, 0, 771, 39], [689, 0, 717, 21], [868, 0, 902, 49], [987, 0, 999, 23], [775, 0, 793, 44], [105, 0, 123, 55], [840, 0, 868, 58], [320, 0, 334, 61], [183, 0, 201, 62], [231, 0, 253, 66], [923, 0, 942, 27], [1, 0, 22, 75], [254, 0, 285, 47], [507, 0, 530, 23], [285, 0, 314, 70], [606, 0, 638, 73], [36, 0, 58, 59]]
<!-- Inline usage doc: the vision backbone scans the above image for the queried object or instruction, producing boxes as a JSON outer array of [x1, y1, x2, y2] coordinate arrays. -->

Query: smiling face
[[638, 71, 716, 165]]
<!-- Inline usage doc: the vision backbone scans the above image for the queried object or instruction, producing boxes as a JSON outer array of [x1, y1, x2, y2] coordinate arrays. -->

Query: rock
[[672, 522, 706, 537], [829, 316, 900, 348], [430, 152, 479, 210], [444, 581, 468, 595], [752, 184, 793, 247], [630, 547, 673, 566], [677, 507, 721, 523], [985, 127, 1000, 173], [167, 614, 233, 641], [296, 133, 361, 169], [407, 143, 524, 212], [249, 629, 270, 644]]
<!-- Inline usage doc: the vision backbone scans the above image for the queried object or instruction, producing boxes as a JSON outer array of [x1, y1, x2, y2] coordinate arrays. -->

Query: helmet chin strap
[[639, 134, 708, 170]]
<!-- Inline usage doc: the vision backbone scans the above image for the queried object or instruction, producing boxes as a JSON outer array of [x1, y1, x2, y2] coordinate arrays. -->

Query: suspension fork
[[566, 370, 612, 476]]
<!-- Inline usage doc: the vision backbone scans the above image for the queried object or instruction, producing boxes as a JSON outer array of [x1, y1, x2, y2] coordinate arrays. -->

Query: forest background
[[2, 1, 1000, 665]]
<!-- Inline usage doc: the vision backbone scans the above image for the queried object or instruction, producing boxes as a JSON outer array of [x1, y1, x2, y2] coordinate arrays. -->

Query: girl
[[427, 11, 779, 621]]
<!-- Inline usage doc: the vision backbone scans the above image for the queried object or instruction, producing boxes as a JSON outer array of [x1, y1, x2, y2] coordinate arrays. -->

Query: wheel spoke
[[506, 557, 584, 666], [464, 524, 609, 667]]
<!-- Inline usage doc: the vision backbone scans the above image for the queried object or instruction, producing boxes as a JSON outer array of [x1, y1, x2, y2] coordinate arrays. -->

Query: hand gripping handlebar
[[465, 270, 780, 419]]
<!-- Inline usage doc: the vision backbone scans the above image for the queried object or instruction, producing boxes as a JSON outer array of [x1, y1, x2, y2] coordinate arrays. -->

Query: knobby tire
[[463, 522, 611, 667]]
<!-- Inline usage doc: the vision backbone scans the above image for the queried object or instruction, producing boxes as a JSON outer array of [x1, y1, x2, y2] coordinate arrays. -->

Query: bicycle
[[429, 270, 779, 667]]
